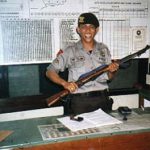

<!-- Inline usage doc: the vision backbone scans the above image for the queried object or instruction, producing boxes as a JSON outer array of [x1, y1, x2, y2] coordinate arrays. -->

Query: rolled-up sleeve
[[47, 46, 72, 73], [47, 54, 66, 73]]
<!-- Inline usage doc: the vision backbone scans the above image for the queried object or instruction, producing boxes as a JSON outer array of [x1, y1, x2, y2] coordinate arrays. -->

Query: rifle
[[47, 45, 150, 107]]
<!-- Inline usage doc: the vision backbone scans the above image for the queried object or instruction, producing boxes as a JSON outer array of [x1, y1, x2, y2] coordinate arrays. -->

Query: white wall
[[111, 94, 139, 110]]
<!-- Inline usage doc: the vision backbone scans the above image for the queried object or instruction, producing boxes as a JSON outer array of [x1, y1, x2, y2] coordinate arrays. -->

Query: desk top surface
[[0, 108, 150, 149]]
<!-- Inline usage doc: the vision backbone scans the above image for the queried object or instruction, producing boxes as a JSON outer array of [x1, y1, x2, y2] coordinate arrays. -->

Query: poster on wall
[[0, 0, 149, 65], [130, 27, 147, 51]]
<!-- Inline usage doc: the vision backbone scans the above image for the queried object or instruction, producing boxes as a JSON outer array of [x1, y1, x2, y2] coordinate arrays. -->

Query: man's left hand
[[108, 61, 119, 73]]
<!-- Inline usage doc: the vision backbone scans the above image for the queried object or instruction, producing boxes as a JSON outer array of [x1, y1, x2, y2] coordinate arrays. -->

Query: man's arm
[[46, 70, 78, 92]]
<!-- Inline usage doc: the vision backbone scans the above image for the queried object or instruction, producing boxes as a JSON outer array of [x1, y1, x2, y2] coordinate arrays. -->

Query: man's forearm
[[46, 70, 67, 87]]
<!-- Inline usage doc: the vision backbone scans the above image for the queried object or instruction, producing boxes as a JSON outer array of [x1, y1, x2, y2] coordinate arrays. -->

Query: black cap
[[78, 12, 99, 28]]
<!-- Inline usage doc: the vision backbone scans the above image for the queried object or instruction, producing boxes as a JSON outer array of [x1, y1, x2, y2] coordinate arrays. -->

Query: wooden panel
[[14, 132, 150, 150], [101, 132, 150, 150]]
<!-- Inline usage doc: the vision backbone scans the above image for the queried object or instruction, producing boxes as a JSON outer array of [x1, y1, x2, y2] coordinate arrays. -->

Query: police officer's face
[[77, 24, 99, 43]]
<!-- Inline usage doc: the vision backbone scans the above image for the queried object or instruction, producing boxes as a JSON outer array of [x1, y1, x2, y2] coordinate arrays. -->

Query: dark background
[[0, 58, 149, 113]]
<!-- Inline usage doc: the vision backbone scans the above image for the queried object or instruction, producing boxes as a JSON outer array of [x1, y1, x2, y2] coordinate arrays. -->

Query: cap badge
[[79, 16, 85, 23]]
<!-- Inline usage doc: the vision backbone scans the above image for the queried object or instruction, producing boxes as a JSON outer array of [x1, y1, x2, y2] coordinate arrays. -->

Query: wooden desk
[[16, 132, 150, 150], [0, 108, 150, 150]]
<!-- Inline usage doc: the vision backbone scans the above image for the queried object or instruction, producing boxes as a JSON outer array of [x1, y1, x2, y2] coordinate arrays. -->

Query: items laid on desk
[[38, 123, 100, 141], [118, 106, 132, 121], [38, 108, 150, 141], [70, 115, 84, 122], [38, 108, 122, 140], [57, 109, 122, 132]]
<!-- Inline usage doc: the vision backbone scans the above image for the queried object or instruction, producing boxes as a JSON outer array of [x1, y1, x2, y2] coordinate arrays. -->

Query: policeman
[[46, 12, 119, 115]]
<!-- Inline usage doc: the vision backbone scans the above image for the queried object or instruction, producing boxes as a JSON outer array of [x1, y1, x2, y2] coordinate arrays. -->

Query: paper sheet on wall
[[57, 109, 122, 132]]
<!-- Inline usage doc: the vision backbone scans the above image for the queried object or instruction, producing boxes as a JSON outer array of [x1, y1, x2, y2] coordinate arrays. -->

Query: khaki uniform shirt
[[47, 40, 111, 93]]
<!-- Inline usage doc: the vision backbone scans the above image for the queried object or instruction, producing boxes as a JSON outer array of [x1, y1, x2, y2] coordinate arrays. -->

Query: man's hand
[[108, 61, 119, 73], [62, 81, 78, 93], [107, 61, 119, 80]]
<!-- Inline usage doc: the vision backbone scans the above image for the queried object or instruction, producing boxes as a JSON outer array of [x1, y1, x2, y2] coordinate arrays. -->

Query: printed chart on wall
[[0, 0, 149, 65]]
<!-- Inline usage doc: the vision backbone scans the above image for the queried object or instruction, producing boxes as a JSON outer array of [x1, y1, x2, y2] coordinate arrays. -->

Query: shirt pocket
[[70, 60, 86, 81], [94, 51, 107, 65], [95, 56, 106, 65]]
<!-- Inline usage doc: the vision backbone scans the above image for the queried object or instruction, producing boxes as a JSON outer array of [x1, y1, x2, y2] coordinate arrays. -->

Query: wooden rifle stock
[[47, 45, 150, 107], [47, 65, 109, 106]]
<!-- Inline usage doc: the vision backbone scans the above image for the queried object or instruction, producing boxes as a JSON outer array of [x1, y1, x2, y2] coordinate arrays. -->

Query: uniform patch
[[77, 56, 85, 61], [70, 57, 75, 64], [56, 49, 64, 57]]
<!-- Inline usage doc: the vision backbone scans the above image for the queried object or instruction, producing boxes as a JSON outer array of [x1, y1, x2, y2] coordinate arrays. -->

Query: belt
[[72, 89, 108, 97]]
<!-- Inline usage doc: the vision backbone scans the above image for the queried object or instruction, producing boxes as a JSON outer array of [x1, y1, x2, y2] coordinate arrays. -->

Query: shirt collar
[[76, 40, 99, 52]]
